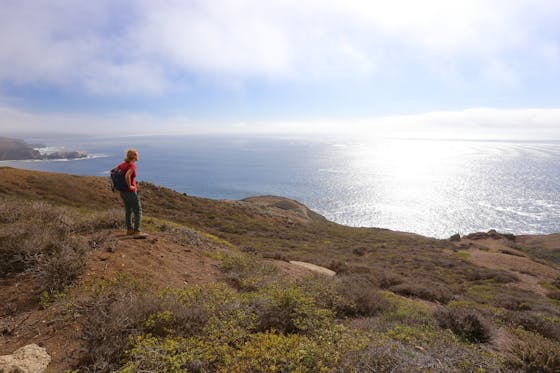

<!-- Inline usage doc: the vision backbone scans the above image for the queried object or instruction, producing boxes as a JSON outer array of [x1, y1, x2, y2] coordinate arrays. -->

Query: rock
[[501, 233, 516, 241], [464, 230, 516, 241], [449, 233, 461, 242], [289, 261, 336, 277], [0, 344, 51, 373]]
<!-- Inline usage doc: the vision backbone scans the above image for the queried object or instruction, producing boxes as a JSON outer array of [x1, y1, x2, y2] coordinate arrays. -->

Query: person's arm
[[125, 169, 136, 191]]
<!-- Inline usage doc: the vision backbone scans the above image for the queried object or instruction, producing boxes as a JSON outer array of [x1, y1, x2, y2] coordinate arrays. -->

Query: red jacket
[[118, 161, 137, 192]]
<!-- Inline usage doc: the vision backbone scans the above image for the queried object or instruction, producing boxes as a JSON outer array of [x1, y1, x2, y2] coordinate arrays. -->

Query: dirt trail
[[0, 230, 225, 372], [85, 231, 222, 288]]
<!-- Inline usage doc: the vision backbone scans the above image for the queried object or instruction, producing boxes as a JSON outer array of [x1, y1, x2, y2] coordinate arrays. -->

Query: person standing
[[118, 149, 147, 239]]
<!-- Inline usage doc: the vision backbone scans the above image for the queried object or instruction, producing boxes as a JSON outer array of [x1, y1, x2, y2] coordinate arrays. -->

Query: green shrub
[[380, 292, 435, 327], [143, 301, 209, 338], [121, 336, 195, 373], [227, 332, 328, 372], [295, 274, 388, 318], [254, 283, 334, 334], [220, 254, 279, 291], [435, 307, 492, 343], [296, 274, 343, 311], [334, 275, 389, 317], [122, 325, 368, 373]]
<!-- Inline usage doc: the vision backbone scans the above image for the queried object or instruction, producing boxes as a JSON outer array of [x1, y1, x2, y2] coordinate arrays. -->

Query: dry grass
[[337, 338, 500, 373], [74, 208, 124, 233], [0, 199, 88, 291], [506, 330, 560, 373]]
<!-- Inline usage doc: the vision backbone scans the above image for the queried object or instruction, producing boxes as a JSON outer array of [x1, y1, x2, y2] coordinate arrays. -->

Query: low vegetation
[[435, 306, 492, 343], [505, 329, 560, 373], [1, 200, 86, 292], [1, 169, 560, 372]]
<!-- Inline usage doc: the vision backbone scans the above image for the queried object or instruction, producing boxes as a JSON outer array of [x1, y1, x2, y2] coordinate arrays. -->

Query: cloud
[[360, 108, 560, 139], [0, 1, 558, 96], [0, 105, 197, 136], [2, 103, 560, 140]]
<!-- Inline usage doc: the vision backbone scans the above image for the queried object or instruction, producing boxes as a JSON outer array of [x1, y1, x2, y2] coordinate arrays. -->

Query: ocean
[[2, 135, 560, 239]]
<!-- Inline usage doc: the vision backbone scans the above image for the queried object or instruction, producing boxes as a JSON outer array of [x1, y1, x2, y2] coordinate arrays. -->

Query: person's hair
[[124, 149, 138, 162]]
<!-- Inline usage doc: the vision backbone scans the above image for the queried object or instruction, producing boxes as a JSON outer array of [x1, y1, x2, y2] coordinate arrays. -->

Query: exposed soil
[[268, 259, 337, 278], [288, 261, 336, 276], [0, 229, 225, 372], [84, 231, 222, 288]]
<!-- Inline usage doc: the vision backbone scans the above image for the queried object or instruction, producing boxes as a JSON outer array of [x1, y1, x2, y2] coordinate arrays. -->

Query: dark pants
[[120, 191, 141, 231]]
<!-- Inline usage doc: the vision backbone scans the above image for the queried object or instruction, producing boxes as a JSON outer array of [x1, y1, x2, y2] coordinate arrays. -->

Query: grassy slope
[[1, 167, 560, 372], [3, 167, 556, 302]]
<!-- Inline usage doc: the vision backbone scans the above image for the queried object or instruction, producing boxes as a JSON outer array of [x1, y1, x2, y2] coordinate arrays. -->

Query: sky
[[0, 0, 559, 139]]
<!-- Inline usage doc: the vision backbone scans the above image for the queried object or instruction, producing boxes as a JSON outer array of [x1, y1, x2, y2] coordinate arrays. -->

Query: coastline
[[0, 166, 558, 240]]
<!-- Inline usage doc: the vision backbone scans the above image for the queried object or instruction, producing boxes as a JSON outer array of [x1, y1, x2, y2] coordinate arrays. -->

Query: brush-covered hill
[[0, 138, 87, 161], [0, 167, 559, 372]]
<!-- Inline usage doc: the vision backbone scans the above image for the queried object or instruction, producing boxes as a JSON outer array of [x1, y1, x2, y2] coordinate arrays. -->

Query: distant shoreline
[[0, 137, 88, 161]]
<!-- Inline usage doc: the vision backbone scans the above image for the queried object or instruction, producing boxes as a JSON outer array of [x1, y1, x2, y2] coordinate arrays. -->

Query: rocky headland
[[0, 137, 87, 161]]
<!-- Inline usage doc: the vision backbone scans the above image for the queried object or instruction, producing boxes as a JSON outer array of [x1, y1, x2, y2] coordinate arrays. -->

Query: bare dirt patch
[[267, 259, 337, 278], [84, 231, 222, 288], [288, 261, 336, 276]]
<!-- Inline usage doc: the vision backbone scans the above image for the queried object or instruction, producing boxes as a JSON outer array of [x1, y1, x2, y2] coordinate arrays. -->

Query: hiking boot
[[132, 231, 148, 239], [126, 229, 134, 235]]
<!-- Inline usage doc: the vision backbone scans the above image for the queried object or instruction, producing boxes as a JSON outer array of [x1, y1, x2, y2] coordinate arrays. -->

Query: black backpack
[[110, 166, 128, 192]]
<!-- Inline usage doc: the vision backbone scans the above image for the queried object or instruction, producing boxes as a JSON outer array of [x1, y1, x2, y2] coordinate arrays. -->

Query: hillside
[[1, 167, 559, 372], [0, 138, 42, 160], [0, 138, 87, 161]]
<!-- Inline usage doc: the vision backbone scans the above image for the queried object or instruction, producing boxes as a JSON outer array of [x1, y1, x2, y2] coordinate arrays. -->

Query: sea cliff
[[0, 137, 87, 161]]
